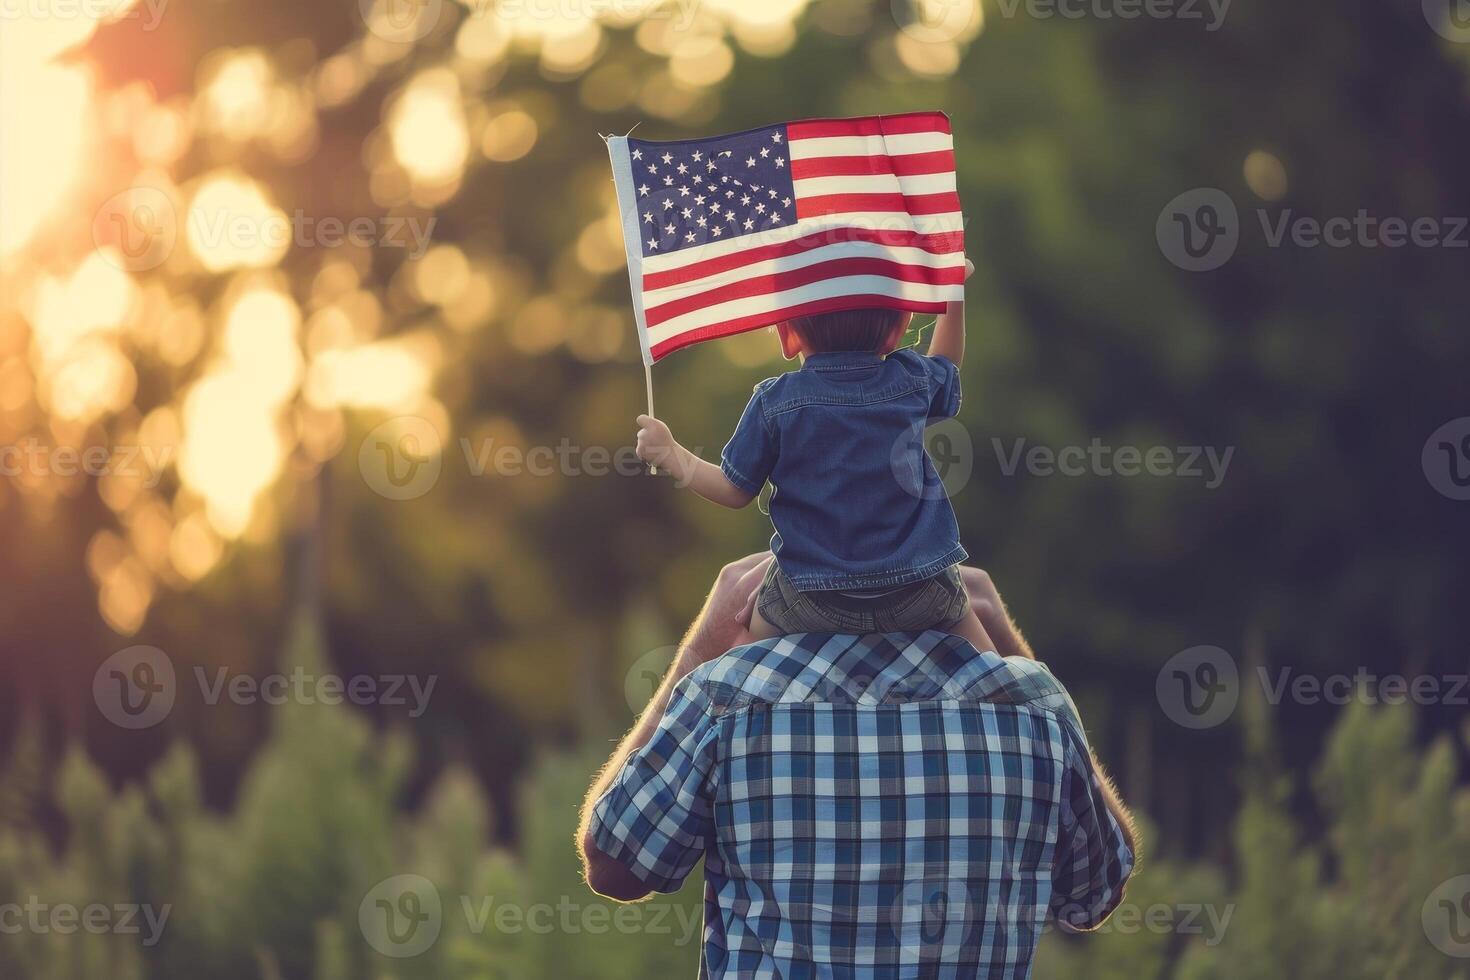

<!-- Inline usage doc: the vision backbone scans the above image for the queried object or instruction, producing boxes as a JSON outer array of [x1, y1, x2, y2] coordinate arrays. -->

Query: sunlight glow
[[29, 252, 140, 422], [389, 69, 469, 185], [198, 49, 276, 141], [306, 341, 434, 412], [0, 57, 92, 256], [187, 173, 291, 271], [178, 284, 302, 537]]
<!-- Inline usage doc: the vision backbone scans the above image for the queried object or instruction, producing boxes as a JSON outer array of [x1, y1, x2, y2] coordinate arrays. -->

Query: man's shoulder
[[683, 632, 1079, 718]]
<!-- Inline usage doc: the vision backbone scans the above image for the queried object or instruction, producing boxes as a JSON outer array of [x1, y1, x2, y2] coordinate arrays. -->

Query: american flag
[[606, 112, 965, 364]]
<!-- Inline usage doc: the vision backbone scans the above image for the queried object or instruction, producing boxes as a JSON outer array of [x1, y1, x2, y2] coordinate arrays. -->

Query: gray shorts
[[755, 562, 969, 635]]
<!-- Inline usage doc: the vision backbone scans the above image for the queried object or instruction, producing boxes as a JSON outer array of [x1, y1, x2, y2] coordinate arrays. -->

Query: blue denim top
[[720, 348, 967, 592]]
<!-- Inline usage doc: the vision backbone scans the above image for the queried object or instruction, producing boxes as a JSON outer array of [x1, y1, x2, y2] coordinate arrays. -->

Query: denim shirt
[[720, 347, 967, 592]]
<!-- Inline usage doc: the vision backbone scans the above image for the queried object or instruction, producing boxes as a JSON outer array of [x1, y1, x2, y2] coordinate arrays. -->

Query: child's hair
[[784, 308, 906, 354]]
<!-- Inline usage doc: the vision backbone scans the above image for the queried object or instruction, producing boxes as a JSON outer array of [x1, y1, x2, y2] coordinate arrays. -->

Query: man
[[578, 553, 1137, 978]]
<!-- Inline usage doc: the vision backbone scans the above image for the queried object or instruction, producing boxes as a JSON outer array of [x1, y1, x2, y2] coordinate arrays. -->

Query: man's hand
[[959, 566, 1035, 660], [680, 552, 773, 670], [964, 256, 975, 281]]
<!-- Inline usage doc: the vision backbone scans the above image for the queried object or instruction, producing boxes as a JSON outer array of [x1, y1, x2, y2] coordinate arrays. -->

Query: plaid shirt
[[590, 632, 1134, 979]]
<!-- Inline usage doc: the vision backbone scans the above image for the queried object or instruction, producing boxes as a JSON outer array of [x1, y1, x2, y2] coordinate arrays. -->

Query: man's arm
[[577, 552, 772, 901], [926, 257, 975, 367], [1084, 755, 1139, 882]]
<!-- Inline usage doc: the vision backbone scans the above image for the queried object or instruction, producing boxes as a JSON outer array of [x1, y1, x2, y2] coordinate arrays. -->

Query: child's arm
[[636, 415, 755, 509], [927, 257, 976, 367]]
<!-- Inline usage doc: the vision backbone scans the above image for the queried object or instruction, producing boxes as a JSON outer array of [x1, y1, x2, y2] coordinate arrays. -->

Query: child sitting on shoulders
[[635, 258, 989, 647]]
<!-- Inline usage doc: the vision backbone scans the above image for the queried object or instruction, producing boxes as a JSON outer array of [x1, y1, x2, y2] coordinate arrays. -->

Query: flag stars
[[632, 148, 643, 160], [634, 131, 796, 254]]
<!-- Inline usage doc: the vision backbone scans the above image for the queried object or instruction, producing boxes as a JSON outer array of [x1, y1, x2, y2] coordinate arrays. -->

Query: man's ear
[[776, 323, 802, 360]]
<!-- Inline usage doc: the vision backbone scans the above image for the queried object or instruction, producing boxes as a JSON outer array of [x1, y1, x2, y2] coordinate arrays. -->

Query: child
[[634, 258, 989, 647]]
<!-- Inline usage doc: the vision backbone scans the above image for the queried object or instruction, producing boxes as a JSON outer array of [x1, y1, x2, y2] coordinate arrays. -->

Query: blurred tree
[[0, 0, 1466, 885]]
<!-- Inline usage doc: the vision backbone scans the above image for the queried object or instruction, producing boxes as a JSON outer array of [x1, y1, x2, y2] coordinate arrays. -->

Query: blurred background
[[1, 0, 1468, 976]]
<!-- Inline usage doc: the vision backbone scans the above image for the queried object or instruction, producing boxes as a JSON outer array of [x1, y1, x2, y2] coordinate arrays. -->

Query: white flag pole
[[643, 361, 658, 475], [605, 129, 659, 474]]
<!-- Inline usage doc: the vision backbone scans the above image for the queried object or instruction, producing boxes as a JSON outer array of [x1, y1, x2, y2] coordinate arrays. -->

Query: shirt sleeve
[[719, 380, 778, 495], [588, 674, 720, 893], [921, 352, 962, 420], [1049, 715, 1135, 931]]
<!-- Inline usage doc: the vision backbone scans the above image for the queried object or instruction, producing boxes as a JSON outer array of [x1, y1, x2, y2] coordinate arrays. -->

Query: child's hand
[[635, 415, 680, 471], [964, 257, 975, 281]]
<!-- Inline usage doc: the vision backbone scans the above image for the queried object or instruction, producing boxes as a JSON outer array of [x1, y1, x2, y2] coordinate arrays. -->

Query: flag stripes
[[608, 112, 964, 364]]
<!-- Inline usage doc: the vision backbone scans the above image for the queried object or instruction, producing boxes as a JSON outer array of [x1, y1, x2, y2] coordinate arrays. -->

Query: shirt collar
[[801, 351, 884, 372]]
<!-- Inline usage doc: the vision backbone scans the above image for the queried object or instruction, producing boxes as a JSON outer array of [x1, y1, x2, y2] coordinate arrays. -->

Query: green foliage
[[0, 618, 706, 980], [3, 616, 1467, 978]]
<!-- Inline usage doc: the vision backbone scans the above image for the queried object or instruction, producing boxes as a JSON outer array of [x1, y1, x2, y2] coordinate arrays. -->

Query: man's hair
[[784, 307, 906, 354]]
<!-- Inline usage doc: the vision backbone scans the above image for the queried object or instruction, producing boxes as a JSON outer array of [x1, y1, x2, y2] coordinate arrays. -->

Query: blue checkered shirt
[[590, 632, 1135, 978]]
